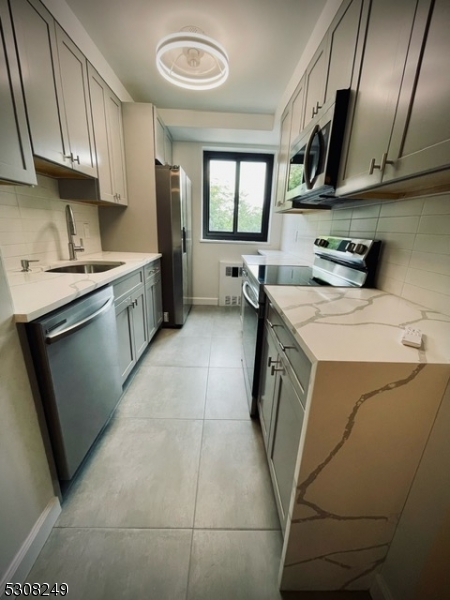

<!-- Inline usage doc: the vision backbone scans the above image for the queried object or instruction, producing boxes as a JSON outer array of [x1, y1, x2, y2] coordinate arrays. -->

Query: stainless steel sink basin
[[45, 261, 125, 274]]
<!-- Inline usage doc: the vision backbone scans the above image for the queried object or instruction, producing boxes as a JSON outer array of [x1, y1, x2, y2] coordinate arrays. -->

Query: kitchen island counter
[[261, 285, 450, 591]]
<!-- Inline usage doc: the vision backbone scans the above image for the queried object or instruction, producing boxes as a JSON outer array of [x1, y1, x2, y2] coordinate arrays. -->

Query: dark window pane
[[237, 162, 266, 233], [208, 160, 235, 232]]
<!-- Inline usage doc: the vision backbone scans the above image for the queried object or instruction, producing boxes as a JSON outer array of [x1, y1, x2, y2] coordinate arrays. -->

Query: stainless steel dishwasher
[[26, 285, 122, 481]]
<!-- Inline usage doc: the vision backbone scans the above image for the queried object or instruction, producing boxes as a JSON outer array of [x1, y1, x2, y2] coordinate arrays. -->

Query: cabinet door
[[268, 365, 305, 532], [55, 24, 97, 177], [303, 38, 327, 129], [115, 299, 134, 383], [324, 0, 364, 104], [154, 276, 163, 328], [386, 0, 449, 182], [154, 111, 166, 165], [88, 65, 115, 203], [106, 88, 128, 205], [131, 287, 148, 361], [258, 325, 279, 450], [145, 282, 156, 341], [289, 76, 306, 147], [10, 0, 68, 170], [164, 129, 172, 166], [338, 0, 419, 195], [274, 106, 292, 211], [0, 0, 36, 185]]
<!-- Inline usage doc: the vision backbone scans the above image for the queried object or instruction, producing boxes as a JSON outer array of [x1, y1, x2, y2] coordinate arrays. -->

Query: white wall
[[0, 176, 102, 272], [172, 141, 283, 304], [280, 194, 450, 317], [0, 252, 57, 593]]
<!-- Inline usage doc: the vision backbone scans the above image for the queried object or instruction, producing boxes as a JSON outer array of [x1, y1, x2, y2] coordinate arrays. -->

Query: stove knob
[[354, 243, 367, 255], [314, 238, 321, 246], [346, 242, 356, 252], [320, 239, 329, 247]]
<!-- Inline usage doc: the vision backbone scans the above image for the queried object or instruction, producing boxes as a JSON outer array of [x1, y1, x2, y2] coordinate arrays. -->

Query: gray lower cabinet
[[258, 303, 310, 534], [113, 269, 148, 383], [0, 0, 36, 185], [144, 260, 163, 342]]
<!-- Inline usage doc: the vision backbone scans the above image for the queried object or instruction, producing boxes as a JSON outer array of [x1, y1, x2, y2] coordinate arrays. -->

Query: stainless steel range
[[241, 236, 381, 415]]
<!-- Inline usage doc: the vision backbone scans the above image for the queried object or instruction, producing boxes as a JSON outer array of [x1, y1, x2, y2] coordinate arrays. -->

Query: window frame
[[202, 150, 274, 242]]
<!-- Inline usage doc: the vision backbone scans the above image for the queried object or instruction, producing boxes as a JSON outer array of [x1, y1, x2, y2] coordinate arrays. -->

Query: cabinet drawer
[[113, 269, 144, 303], [266, 302, 311, 402], [144, 260, 161, 284]]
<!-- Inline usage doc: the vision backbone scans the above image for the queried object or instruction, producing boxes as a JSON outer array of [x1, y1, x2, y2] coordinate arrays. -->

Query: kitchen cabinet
[[288, 75, 306, 148], [258, 302, 310, 533], [384, 0, 450, 185], [0, 0, 36, 185], [86, 64, 128, 205], [323, 0, 364, 104], [144, 260, 162, 342], [337, 0, 428, 196], [10, 0, 96, 178], [113, 269, 148, 383], [154, 108, 172, 166], [302, 38, 328, 130], [273, 106, 292, 212]]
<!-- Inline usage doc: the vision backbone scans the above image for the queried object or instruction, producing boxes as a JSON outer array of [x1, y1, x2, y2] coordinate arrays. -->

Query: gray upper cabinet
[[289, 75, 306, 148], [337, 0, 421, 196], [385, 0, 450, 184], [302, 37, 328, 129], [274, 106, 292, 212], [324, 0, 364, 104], [10, 0, 66, 171], [154, 108, 172, 166], [10, 0, 96, 178], [88, 64, 128, 205], [55, 24, 96, 178], [0, 0, 36, 185]]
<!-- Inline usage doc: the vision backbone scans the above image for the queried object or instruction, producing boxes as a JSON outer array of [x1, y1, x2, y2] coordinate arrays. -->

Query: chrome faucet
[[65, 205, 84, 260]]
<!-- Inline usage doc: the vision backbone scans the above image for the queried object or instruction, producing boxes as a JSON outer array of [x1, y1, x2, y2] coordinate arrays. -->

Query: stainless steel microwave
[[286, 88, 350, 208]]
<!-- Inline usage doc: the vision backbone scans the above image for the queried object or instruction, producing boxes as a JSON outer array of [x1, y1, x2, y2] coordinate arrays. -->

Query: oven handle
[[242, 281, 259, 311]]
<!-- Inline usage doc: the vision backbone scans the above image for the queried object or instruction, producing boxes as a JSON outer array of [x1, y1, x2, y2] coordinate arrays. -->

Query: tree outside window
[[203, 151, 274, 242]]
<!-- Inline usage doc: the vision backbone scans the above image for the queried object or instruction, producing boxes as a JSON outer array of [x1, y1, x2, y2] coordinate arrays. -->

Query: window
[[203, 151, 274, 242]]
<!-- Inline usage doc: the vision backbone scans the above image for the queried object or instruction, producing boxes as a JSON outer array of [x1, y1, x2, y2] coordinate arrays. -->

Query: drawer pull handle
[[271, 365, 285, 376], [268, 357, 281, 368], [279, 342, 295, 353]]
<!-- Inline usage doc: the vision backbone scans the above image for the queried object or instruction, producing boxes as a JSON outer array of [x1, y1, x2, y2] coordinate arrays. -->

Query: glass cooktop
[[247, 264, 325, 287]]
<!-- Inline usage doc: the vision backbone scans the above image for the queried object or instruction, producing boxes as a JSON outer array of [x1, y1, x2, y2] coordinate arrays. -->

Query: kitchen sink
[[45, 261, 125, 274]]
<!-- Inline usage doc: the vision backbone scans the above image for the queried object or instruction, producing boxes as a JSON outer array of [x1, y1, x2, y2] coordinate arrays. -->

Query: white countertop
[[7, 251, 161, 322], [242, 253, 308, 266], [264, 285, 450, 365]]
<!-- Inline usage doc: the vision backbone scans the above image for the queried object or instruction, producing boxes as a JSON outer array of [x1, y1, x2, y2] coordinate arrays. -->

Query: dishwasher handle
[[45, 296, 114, 344], [242, 281, 259, 311]]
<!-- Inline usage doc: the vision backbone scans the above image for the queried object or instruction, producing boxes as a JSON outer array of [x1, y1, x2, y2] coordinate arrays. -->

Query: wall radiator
[[218, 261, 242, 307]]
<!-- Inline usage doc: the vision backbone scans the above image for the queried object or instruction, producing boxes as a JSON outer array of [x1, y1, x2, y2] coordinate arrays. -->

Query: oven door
[[241, 274, 261, 416]]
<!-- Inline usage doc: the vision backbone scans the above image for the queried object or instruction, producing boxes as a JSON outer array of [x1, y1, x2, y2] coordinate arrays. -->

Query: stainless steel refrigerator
[[155, 165, 193, 327]]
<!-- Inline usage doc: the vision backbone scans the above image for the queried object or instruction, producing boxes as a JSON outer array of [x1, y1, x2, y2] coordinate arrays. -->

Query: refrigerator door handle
[[182, 227, 187, 253]]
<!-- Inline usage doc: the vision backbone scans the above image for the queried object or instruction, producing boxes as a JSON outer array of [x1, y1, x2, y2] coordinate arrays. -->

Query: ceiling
[[64, 0, 328, 144]]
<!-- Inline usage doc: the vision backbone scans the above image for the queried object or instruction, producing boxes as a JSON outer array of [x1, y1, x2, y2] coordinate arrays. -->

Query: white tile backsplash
[[0, 176, 102, 271], [280, 192, 450, 316]]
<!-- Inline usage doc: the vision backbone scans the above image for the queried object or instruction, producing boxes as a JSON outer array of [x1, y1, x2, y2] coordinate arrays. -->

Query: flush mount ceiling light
[[156, 26, 229, 91]]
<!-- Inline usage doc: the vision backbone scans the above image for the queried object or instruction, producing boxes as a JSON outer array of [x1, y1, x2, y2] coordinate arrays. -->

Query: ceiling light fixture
[[156, 26, 229, 91]]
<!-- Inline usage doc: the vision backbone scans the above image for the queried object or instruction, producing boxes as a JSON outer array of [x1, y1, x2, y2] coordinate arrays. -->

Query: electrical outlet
[[83, 222, 90, 239]]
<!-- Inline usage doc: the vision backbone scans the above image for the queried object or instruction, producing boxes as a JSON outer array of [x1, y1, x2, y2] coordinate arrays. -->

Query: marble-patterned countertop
[[7, 251, 161, 322], [264, 286, 450, 365], [242, 253, 308, 266]]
